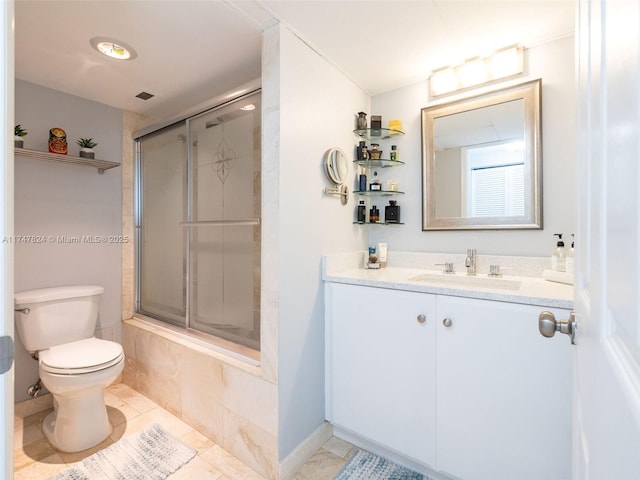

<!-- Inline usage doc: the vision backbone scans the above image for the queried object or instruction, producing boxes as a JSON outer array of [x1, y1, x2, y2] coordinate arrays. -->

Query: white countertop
[[324, 265, 574, 309]]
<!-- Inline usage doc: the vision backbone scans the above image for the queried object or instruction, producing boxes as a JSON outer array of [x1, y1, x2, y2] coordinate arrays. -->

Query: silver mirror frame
[[421, 79, 542, 230]]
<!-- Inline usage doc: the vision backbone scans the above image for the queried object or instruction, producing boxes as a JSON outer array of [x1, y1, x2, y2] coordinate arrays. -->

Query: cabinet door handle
[[417, 314, 427, 324], [442, 317, 453, 327]]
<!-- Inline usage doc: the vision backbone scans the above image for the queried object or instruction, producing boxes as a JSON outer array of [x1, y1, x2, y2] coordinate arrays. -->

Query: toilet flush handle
[[14, 307, 30, 314]]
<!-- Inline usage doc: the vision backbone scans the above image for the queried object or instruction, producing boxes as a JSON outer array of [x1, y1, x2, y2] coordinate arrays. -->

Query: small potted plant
[[76, 138, 98, 159], [14, 124, 28, 148]]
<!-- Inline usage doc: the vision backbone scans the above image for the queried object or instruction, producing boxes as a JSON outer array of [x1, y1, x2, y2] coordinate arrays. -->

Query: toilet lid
[[40, 337, 124, 375]]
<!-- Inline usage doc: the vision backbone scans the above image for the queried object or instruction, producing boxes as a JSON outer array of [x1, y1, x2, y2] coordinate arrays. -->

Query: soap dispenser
[[551, 234, 567, 272], [566, 234, 575, 274]]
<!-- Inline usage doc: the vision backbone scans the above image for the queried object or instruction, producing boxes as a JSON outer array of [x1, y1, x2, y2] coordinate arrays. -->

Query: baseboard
[[14, 392, 53, 418], [279, 421, 333, 480]]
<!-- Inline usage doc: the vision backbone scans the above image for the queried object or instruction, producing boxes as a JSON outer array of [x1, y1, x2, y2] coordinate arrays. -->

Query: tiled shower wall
[[121, 319, 278, 479]]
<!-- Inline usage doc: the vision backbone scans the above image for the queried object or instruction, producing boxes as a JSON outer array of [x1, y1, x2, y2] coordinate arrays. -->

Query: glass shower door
[[137, 124, 188, 326], [136, 92, 261, 351], [186, 92, 261, 350]]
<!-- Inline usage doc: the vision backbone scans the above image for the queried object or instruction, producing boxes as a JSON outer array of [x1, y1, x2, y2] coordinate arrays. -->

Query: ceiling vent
[[135, 92, 154, 100]]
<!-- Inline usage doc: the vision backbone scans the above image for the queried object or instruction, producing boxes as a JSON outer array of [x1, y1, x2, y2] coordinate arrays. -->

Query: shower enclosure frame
[[133, 89, 262, 352]]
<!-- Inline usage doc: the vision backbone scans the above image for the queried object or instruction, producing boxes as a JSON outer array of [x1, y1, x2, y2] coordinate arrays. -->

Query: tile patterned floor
[[13, 383, 355, 480]]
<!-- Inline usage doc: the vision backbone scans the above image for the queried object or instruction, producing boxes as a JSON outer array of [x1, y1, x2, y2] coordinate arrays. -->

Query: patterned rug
[[335, 449, 429, 480], [48, 423, 197, 480]]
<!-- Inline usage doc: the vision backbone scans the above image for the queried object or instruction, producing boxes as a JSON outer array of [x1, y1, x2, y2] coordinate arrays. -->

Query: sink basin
[[409, 272, 522, 291]]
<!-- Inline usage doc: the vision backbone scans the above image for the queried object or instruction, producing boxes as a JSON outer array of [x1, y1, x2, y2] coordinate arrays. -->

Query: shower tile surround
[[122, 319, 278, 478]]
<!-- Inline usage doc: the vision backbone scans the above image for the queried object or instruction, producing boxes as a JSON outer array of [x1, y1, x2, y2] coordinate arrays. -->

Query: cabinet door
[[435, 296, 572, 480], [326, 283, 437, 468]]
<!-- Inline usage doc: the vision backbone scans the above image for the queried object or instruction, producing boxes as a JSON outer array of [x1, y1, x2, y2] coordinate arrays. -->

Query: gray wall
[[370, 36, 576, 256], [14, 80, 122, 402]]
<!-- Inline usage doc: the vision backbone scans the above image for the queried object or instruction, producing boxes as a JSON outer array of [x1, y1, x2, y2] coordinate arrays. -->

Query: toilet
[[14, 285, 124, 453]]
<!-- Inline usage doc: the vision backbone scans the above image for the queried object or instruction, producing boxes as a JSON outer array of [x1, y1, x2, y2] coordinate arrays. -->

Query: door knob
[[442, 317, 453, 327], [538, 311, 576, 344], [417, 314, 427, 324]]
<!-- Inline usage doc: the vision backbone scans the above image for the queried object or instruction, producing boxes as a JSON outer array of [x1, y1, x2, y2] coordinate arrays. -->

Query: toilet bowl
[[39, 337, 124, 452], [14, 285, 125, 452]]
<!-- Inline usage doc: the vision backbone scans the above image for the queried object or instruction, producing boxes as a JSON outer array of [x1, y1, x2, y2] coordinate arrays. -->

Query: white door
[[574, 0, 640, 477], [0, 1, 15, 478]]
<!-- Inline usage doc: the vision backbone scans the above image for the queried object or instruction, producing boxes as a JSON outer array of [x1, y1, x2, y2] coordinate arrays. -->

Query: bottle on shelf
[[358, 167, 367, 191], [370, 171, 382, 191], [371, 115, 382, 137], [369, 205, 380, 223], [356, 141, 366, 161], [356, 200, 366, 223], [369, 143, 382, 160], [385, 200, 400, 223], [390, 145, 398, 161], [357, 112, 367, 130]]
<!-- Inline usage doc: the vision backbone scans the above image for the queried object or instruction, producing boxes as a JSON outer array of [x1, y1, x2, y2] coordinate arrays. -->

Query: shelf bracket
[[325, 184, 349, 205]]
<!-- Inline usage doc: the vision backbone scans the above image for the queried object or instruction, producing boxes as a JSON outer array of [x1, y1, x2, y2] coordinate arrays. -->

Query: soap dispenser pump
[[551, 234, 567, 272]]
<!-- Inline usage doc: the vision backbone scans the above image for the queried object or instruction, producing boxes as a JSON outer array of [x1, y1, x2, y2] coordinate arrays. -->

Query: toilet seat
[[40, 337, 124, 375]]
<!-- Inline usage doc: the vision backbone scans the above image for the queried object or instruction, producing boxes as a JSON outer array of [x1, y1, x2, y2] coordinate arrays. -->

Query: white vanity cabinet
[[325, 282, 438, 468], [435, 295, 572, 480], [325, 282, 572, 480]]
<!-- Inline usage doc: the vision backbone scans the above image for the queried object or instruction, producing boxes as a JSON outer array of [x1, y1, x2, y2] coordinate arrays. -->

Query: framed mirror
[[421, 79, 542, 230]]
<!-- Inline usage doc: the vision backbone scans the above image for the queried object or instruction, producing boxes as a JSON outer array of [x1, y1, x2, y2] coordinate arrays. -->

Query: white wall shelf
[[15, 147, 120, 174]]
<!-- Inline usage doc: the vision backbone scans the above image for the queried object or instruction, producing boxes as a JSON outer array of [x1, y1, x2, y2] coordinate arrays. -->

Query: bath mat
[[334, 449, 430, 480], [47, 423, 197, 480]]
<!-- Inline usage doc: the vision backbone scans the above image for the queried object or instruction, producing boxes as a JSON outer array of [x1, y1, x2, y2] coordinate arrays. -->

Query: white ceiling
[[15, 0, 575, 120]]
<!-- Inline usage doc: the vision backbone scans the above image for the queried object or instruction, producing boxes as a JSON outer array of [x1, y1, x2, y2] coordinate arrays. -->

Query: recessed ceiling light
[[90, 37, 137, 60], [241, 104, 256, 111]]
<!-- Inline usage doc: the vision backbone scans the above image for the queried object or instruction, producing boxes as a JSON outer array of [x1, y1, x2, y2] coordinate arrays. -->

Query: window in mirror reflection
[[433, 99, 525, 219], [466, 141, 525, 217]]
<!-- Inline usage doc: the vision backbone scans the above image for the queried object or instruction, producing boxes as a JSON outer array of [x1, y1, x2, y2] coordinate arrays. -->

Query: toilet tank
[[14, 285, 104, 352]]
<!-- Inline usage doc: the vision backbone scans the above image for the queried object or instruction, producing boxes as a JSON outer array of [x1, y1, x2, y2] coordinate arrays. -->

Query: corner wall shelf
[[354, 190, 405, 196], [14, 147, 120, 174], [353, 158, 404, 168], [353, 128, 405, 140], [353, 221, 404, 225]]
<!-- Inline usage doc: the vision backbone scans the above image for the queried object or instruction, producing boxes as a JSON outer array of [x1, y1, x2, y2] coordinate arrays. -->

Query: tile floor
[[13, 383, 356, 480]]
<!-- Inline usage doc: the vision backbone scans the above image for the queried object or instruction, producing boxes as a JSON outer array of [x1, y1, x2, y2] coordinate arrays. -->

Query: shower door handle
[[180, 218, 260, 227]]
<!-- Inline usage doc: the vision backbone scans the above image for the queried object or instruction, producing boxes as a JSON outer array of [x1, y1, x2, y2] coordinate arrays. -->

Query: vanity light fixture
[[90, 37, 137, 60], [429, 45, 524, 97]]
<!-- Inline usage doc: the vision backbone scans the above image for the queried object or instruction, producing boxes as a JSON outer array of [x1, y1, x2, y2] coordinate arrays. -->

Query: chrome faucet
[[465, 249, 477, 275]]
